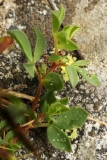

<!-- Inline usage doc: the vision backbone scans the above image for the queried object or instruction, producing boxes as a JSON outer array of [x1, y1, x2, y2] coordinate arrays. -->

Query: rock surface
[[0, 0, 107, 159]]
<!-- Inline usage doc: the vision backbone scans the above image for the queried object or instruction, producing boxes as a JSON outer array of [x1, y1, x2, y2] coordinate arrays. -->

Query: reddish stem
[[48, 62, 57, 72], [32, 80, 44, 111]]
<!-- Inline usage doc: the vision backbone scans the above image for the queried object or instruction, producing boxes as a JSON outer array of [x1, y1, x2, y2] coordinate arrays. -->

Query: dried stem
[[0, 97, 10, 106], [87, 116, 107, 126], [1, 89, 35, 101], [21, 120, 35, 127], [47, 0, 55, 10]]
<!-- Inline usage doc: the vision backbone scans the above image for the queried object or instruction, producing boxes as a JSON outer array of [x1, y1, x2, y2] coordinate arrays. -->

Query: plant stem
[[31, 123, 49, 128], [32, 80, 44, 111], [21, 120, 35, 127], [1, 89, 35, 101], [48, 62, 57, 72], [87, 117, 107, 126], [34, 66, 41, 81], [53, 33, 59, 54], [0, 146, 13, 151]]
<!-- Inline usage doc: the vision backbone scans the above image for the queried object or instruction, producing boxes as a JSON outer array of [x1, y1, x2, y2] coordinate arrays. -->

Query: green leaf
[[56, 25, 79, 51], [38, 63, 47, 74], [52, 12, 60, 33], [57, 31, 67, 43], [40, 90, 56, 113], [49, 54, 67, 63], [57, 25, 80, 42], [66, 65, 79, 88], [76, 67, 100, 86], [56, 97, 68, 105], [0, 120, 7, 130], [71, 60, 90, 66], [52, 4, 65, 32], [5, 144, 15, 156], [53, 106, 88, 129], [7, 96, 27, 124], [47, 102, 70, 116], [47, 124, 71, 152], [63, 25, 80, 39], [23, 63, 35, 77], [16, 115, 27, 125], [8, 30, 32, 62], [59, 40, 78, 51], [33, 27, 46, 62], [0, 137, 8, 145], [44, 72, 64, 91], [49, 54, 61, 62], [25, 108, 37, 120], [11, 143, 21, 151], [41, 63, 47, 73], [5, 131, 15, 142]]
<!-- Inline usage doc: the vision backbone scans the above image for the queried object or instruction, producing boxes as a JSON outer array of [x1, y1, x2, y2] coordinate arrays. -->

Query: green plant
[[0, 4, 100, 159]]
